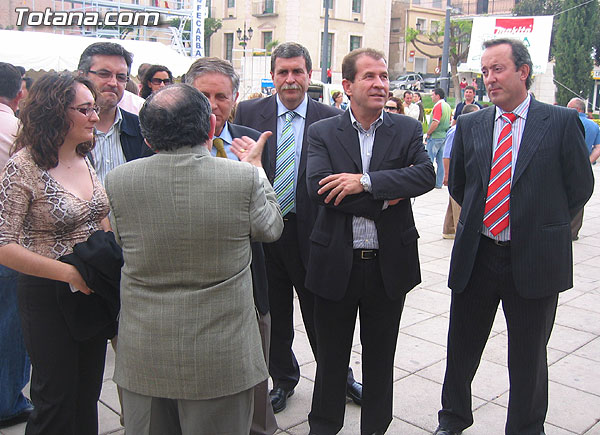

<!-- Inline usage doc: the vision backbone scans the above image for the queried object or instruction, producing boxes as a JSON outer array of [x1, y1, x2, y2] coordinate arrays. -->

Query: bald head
[[140, 84, 214, 151], [567, 98, 586, 113]]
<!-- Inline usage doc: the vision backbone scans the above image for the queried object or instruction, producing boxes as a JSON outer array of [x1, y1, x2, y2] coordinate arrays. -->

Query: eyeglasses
[[150, 77, 173, 85], [70, 105, 100, 117], [384, 106, 398, 111], [88, 69, 129, 83]]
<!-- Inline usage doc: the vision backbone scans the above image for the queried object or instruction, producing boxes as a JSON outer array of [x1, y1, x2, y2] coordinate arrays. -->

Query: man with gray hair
[[0, 62, 33, 430], [186, 56, 277, 435], [566, 97, 600, 240], [105, 84, 283, 434], [234, 42, 362, 414]]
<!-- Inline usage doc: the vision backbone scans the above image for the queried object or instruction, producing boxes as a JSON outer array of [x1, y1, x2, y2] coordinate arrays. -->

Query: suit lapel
[[512, 99, 548, 186], [261, 96, 278, 178], [336, 111, 363, 171], [298, 98, 319, 180], [369, 113, 396, 171], [473, 107, 496, 188]]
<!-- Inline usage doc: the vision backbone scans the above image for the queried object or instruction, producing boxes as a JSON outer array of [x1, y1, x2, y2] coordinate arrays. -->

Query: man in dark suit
[[185, 57, 278, 435], [234, 42, 362, 413], [434, 39, 594, 435], [77, 42, 152, 184], [305, 48, 435, 434]]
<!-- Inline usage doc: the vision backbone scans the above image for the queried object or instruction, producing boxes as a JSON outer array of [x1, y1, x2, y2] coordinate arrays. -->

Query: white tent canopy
[[0, 29, 195, 76]]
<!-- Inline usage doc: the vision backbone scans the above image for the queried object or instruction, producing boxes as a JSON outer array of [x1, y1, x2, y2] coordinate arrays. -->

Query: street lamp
[[236, 22, 253, 52]]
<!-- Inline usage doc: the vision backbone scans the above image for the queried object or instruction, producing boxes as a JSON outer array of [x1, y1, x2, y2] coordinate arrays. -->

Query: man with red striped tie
[[433, 39, 594, 435]]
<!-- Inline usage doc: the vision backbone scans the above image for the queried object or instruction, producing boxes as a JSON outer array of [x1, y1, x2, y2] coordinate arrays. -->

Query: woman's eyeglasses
[[70, 105, 100, 117], [384, 105, 398, 111]]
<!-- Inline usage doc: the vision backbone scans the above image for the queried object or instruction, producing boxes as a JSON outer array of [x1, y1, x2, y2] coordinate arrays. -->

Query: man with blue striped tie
[[235, 42, 362, 414], [434, 39, 594, 435]]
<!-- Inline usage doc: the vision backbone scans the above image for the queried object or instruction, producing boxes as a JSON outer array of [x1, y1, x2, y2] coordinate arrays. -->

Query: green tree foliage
[[169, 17, 222, 56], [553, 0, 598, 105], [406, 20, 472, 99]]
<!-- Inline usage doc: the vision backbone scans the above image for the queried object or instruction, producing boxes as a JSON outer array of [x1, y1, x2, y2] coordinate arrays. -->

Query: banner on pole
[[464, 16, 553, 75], [191, 0, 205, 58]]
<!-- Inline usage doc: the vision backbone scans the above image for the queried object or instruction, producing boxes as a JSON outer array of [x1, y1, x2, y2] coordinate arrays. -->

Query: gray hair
[[271, 42, 312, 73], [568, 98, 586, 113], [140, 84, 212, 151], [185, 57, 239, 95]]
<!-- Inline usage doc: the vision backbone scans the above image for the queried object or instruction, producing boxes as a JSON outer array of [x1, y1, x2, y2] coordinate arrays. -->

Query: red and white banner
[[464, 16, 553, 75]]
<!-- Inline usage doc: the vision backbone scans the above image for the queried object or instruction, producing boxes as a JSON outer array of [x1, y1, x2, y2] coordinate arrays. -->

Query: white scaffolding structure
[[50, 0, 193, 55]]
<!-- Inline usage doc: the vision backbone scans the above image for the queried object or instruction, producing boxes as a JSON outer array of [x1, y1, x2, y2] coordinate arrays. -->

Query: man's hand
[[231, 131, 273, 167], [318, 173, 363, 206]]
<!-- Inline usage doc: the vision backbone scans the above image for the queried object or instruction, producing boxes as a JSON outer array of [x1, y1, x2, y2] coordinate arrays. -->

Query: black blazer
[[120, 109, 154, 160], [448, 99, 594, 297], [227, 122, 270, 315], [305, 111, 435, 301], [234, 95, 341, 267]]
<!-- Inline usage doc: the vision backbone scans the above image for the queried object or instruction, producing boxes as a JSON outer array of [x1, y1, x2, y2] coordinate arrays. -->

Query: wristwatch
[[360, 173, 370, 192]]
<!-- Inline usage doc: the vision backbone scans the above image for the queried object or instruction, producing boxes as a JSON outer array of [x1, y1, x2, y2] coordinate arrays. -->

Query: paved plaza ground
[[2, 166, 600, 435]]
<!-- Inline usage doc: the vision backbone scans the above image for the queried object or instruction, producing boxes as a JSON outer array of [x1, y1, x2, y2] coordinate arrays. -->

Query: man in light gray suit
[[105, 84, 283, 434]]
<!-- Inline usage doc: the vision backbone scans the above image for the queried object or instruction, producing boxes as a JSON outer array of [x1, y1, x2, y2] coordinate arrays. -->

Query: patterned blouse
[[0, 148, 109, 259]]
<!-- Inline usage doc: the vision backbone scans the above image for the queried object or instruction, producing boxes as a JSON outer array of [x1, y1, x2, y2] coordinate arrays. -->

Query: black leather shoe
[[269, 387, 294, 414], [433, 426, 462, 435], [346, 380, 363, 406], [0, 407, 33, 429]]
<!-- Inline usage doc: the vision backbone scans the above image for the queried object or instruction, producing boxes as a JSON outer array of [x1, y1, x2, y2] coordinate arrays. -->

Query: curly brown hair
[[13, 73, 98, 169]]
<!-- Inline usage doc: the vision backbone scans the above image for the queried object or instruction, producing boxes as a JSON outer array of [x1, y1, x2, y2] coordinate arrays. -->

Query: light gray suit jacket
[[105, 145, 283, 400]]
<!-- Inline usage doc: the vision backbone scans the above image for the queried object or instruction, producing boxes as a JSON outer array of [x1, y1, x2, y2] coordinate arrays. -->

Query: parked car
[[389, 73, 424, 91]]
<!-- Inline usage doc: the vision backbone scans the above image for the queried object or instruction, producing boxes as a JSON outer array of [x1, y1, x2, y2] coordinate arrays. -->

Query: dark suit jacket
[[448, 99, 594, 298], [120, 109, 154, 160], [305, 111, 436, 301], [234, 95, 341, 267], [226, 122, 270, 315]]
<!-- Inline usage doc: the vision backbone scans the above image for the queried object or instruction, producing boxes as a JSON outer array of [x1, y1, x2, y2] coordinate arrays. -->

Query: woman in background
[[140, 65, 173, 99], [331, 90, 348, 110]]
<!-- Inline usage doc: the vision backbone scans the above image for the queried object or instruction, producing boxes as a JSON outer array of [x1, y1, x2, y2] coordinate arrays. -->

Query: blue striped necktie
[[274, 110, 297, 216]]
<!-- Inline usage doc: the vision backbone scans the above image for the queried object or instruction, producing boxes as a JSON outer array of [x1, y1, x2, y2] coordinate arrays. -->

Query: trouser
[[570, 208, 584, 239], [18, 274, 107, 435], [0, 265, 31, 421], [438, 236, 558, 435], [251, 312, 278, 435], [309, 252, 405, 435], [122, 387, 254, 435], [442, 196, 461, 235], [426, 138, 446, 188]]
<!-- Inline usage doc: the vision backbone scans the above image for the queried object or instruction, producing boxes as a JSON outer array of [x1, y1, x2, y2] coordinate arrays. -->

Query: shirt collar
[[349, 108, 384, 133], [276, 94, 308, 119], [0, 102, 15, 116], [495, 93, 531, 122], [96, 107, 123, 135], [217, 121, 233, 145]]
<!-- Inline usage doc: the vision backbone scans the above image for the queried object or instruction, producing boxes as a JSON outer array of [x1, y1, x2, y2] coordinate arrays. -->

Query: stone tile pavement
[[3, 166, 599, 435]]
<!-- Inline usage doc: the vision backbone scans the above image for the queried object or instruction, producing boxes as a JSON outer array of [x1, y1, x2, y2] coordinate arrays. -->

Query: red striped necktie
[[483, 112, 517, 236]]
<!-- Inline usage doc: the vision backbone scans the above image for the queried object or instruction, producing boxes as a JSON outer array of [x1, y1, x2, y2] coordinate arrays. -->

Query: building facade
[[207, 0, 392, 87]]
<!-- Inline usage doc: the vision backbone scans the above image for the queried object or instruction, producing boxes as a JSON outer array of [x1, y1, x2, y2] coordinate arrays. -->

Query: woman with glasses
[[331, 90, 347, 110], [140, 65, 173, 99], [0, 72, 110, 434], [384, 96, 404, 115]]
